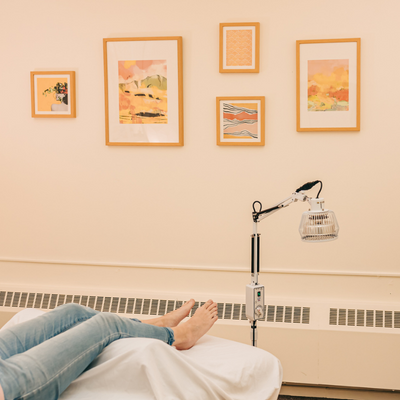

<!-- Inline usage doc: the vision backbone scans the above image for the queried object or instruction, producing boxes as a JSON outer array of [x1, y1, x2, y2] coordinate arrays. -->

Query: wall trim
[[0, 257, 399, 278]]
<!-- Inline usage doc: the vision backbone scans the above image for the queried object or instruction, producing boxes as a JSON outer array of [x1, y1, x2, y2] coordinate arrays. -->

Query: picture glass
[[223, 26, 256, 70], [226, 29, 253, 67], [105, 38, 182, 145], [218, 98, 263, 145], [223, 101, 259, 140], [297, 40, 359, 131], [34, 75, 71, 115], [308, 59, 349, 112]]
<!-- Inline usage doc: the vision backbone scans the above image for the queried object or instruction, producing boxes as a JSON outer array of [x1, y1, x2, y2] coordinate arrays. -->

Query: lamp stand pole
[[247, 221, 264, 347]]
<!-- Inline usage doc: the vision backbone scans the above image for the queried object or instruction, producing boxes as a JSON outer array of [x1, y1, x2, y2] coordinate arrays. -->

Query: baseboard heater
[[1, 289, 400, 330], [0, 290, 312, 324]]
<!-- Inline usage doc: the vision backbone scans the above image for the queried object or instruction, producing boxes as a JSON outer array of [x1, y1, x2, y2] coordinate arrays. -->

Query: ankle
[[171, 326, 188, 349]]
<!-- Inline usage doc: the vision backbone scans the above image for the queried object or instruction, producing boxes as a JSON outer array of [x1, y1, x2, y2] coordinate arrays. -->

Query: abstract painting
[[217, 97, 265, 146], [296, 38, 360, 131], [30, 71, 76, 118], [118, 60, 168, 124], [308, 59, 349, 111], [104, 37, 183, 146], [220, 23, 260, 73]]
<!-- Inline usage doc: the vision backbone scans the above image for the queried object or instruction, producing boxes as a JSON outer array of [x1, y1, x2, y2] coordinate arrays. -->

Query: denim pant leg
[[0, 304, 99, 360], [0, 312, 174, 400]]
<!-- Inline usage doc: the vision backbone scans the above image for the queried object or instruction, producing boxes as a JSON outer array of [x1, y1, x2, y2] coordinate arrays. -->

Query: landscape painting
[[308, 59, 349, 112], [118, 60, 167, 124]]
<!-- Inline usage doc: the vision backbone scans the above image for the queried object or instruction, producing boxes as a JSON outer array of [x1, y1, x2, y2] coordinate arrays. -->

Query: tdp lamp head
[[299, 197, 339, 242]]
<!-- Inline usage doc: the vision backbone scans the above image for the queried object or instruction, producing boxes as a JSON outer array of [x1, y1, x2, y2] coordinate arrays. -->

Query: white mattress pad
[[1, 309, 282, 400]]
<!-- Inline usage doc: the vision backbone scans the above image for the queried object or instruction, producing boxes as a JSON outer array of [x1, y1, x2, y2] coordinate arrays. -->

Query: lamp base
[[246, 284, 265, 321]]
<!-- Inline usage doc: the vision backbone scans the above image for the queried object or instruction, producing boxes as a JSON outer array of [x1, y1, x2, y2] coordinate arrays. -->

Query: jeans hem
[[165, 327, 175, 346]]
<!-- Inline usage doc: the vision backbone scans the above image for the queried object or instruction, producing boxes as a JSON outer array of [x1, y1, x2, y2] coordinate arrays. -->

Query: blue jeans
[[0, 303, 175, 400]]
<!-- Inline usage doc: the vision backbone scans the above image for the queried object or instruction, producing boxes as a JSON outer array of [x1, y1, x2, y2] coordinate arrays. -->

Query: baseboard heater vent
[[0, 290, 310, 324], [329, 308, 400, 329]]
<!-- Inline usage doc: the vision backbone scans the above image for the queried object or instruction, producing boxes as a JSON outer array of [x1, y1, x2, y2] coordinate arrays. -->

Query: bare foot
[[142, 299, 195, 328], [0, 384, 4, 400], [171, 299, 218, 350]]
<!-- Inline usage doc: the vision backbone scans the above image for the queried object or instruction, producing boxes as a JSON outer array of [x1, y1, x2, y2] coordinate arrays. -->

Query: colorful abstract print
[[118, 60, 167, 124], [223, 102, 258, 140], [308, 59, 349, 112]]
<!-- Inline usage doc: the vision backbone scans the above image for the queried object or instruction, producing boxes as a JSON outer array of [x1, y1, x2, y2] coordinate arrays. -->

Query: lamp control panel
[[246, 284, 265, 321]]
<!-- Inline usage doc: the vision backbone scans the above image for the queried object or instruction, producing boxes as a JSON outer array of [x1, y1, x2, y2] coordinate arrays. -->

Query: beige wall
[[1, 0, 400, 327]]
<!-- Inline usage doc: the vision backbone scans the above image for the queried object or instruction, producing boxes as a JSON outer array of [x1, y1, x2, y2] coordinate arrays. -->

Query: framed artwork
[[103, 37, 183, 146], [296, 38, 360, 131], [216, 96, 265, 146], [219, 23, 260, 73], [30, 71, 76, 118]]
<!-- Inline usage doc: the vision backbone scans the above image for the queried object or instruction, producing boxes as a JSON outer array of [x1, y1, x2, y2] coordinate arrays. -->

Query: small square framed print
[[296, 38, 360, 131], [217, 96, 265, 146], [219, 23, 260, 73], [30, 71, 76, 118]]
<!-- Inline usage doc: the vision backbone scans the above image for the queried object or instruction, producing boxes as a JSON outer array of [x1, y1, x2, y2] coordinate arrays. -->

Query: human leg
[[0, 300, 216, 399], [0, 298, 195, 361], [0, 303, 98, 360], [0, 312, 174, 400]]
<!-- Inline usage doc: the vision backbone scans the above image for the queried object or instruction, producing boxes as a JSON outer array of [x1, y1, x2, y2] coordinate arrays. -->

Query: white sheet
[[1, 309, 282, 400]]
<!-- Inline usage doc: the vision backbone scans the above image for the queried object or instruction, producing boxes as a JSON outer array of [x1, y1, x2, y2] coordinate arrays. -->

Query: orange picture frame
[[219, 23, 260, 73], [296, 38, 361, 132], [216, 96, 265, 146], [30, 71, 76, 118], [103, 37, 183, 146]]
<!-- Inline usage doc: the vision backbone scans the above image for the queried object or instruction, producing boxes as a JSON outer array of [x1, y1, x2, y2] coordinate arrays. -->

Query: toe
[[204, 299, 213, 308]]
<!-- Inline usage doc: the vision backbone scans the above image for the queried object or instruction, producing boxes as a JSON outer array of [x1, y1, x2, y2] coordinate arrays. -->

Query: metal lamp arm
[[252, 192, 308, 223]]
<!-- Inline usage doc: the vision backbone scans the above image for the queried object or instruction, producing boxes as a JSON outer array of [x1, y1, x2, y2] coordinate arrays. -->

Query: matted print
[[296, 38, 360, 131], [30, 71, 76, 118], [217, 97, 265, 146], [104, 37, 183, 146], [220, 23, 260, 73]]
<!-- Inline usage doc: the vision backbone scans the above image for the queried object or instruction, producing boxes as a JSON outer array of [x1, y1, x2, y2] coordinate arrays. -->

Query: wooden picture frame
[[296, 38, 360, 131], [30, 71, 76, 118], [103, 37, 183, 146], [217, 96, 265, 146], [219, 23, 260, 73]]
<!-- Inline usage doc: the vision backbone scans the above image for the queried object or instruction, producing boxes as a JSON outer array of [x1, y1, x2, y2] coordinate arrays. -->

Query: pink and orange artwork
[[226, 30, 253, 67], [223, 102, 258, 139], [118, 60, 167, 124], [308, 59, 349, 111]]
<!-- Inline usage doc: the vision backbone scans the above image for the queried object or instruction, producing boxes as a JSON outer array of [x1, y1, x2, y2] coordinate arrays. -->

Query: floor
[[278, 397, 341, 400]]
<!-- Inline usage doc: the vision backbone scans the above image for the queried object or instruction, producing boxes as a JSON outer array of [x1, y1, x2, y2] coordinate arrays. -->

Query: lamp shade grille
[[299, 210, 339, 242]]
